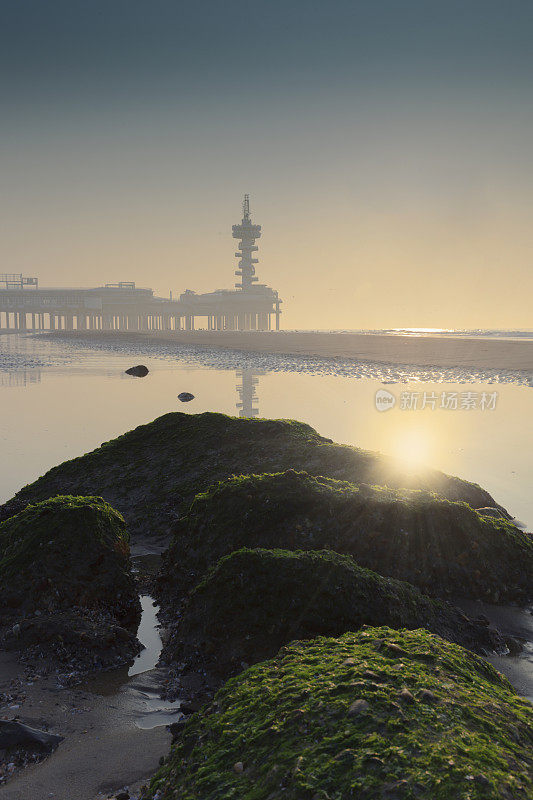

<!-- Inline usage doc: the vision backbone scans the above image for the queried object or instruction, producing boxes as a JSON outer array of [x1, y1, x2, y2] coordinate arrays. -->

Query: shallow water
[[1, 332, 532, 528], [455, 599, 533, 703], [83, 591, 182, 730], [128, 596, 163, 678]]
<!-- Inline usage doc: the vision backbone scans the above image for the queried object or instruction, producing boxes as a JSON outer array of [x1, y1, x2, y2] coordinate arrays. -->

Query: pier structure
[[0, 197, 282, 333]]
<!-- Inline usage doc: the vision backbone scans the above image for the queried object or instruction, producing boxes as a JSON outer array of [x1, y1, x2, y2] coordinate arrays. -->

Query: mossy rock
[[0, 495, 140, 628], [145, 627, 533, 800], [161, 471, 532, 603], [162, 548, 505, 680], [0, 413, 505, 546]]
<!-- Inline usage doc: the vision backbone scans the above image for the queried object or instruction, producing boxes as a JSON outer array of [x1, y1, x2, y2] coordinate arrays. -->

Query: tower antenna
[[242, 193, 250, 220]]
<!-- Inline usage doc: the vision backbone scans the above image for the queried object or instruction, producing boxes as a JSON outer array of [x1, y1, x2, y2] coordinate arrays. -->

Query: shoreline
[[40, 329, 533, 372], [0, 652, 171, 800]]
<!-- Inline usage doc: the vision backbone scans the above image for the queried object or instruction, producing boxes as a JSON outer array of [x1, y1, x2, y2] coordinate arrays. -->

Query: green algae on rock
[[160, 548, 505, 682], [0, 412, 506, 546], [144, 628, 533, 800], [0, 495, 139, 625], [161, 471, 532, 603], [0, 496, 141, 673]]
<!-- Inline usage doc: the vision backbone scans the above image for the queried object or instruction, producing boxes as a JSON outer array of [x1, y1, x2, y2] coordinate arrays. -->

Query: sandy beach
[[52, 330, 533, 372], [0, 653, 171, 800]]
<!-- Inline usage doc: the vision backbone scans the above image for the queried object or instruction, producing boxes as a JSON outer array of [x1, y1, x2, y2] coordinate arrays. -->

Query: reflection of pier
[[0, 196, 282, 335], [0, 369, 42, 387], [236, 369, 264, 418]]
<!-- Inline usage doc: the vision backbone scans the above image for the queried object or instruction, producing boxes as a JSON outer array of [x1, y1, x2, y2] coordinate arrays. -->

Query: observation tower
[[232, 194, 262, 291]]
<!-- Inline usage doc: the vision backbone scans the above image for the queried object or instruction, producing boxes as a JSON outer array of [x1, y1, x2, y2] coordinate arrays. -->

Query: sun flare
[[391, 429, 431, 470]]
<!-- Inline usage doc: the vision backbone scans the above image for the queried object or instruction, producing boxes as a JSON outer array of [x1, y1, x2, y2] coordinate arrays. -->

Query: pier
[[0, 197, 282, 333]]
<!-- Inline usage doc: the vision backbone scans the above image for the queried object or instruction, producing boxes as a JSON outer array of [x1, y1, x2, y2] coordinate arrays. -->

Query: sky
[[1, 0, 533, 329]]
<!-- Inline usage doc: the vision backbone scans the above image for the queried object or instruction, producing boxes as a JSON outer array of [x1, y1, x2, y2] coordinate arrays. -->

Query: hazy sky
[[2, 0, 533, 329]]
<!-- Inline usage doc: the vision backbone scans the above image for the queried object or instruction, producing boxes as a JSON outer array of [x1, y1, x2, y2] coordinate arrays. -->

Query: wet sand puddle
[[83, 554, 182, 730], [455, 598, 533, 704], [0, 587, 178, 800], [83, 595, 182, 730]]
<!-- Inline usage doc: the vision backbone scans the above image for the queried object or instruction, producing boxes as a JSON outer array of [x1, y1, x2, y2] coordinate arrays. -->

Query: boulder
[[177, 392, 195, 402], [0, 495, 140, 627], [0, 412, 508, 545], [142, 628, 533, 800], [125, 365, 149, 377], [160, 471, 532, 603], [0, 496, 141, 672], [0, 720, 63, 752], [161, 548, 505, 681]]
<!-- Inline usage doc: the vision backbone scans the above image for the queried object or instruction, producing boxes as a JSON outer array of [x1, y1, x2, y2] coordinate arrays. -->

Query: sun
[[391, 428, 431, 470]]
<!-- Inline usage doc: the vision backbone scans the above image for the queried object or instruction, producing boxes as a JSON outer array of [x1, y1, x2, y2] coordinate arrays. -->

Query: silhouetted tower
[[232, 194, 261, 291]]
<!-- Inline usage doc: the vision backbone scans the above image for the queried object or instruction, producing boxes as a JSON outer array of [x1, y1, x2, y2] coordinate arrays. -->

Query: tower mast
[[232, 194, 261, 291]]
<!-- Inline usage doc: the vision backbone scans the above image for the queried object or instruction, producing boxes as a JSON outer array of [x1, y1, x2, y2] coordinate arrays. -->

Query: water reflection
[[0, 369, 41, 387], [236, 368, 264, 418]]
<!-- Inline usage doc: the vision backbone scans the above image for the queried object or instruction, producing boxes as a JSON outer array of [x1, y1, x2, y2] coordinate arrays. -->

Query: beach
[[50, 329, 533, 372]]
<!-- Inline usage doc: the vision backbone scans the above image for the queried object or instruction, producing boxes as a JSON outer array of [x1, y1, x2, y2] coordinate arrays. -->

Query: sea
[[0, 330, 532, 531]]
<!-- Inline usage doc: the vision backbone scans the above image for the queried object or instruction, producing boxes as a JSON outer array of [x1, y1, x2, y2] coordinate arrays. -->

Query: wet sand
[[0, 653, 174, 800], [454, 599, 533, 703], [0, 558, 178, 800], [55, 330, 533, 372]]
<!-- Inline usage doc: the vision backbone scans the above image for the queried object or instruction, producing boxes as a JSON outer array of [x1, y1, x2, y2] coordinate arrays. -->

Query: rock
[[161, 470, 532, 604], [0, 720, 63, 752], [347, 699, 370, 716], [125, 365, 149, 377], [180, 700, 204, 714], [159, 549, 506, 684], [418, 689, 438, 703], [477, 507, 508, 520], [0, 411, 507, 547], [0, 496, 141, 673], [0, 496, 139, 628], [140, 628, 533, 800], [169, 718, 187, 741], [177, 392, 195, 402], [116, 793, 130, 800], [504, 636, 523, 655], [398, 688, 415, 704], [384, 642, 406, 657]]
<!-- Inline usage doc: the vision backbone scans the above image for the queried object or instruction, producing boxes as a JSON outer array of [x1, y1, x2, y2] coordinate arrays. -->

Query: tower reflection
[[236, 368, 264, 418]]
